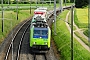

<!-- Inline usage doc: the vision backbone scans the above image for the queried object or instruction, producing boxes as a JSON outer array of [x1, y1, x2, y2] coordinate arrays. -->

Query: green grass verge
[[52, 10, 90, 60], [0, 9, 34, 44]]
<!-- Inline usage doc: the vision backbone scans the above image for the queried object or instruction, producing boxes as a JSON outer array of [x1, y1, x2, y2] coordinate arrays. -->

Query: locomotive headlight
[[44, 42, 47, 45], [40, 37, 42, 39], [33, 42, 36, 44]]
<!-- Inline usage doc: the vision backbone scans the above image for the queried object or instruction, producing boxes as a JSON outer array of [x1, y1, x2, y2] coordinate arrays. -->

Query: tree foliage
[[70, 0, 74, 3], [75, 0, 88, 8]]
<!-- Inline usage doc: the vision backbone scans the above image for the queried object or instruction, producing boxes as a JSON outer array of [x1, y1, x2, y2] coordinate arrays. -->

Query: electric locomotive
[[30, 16, 51, 53]]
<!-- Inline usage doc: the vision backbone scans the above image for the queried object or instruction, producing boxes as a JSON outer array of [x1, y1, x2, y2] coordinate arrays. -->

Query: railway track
[[4, 19, 31, 60], [32, 53, 47, 60]]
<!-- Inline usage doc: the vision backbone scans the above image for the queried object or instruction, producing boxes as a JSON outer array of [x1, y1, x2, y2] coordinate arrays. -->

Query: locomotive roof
[[32, 15, 46, 23]]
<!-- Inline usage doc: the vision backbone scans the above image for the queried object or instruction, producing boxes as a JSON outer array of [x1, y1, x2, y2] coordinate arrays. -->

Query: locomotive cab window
[[42, 30, 48, 36], [33, 28, 48, 39], [34, 30, 40, 35]]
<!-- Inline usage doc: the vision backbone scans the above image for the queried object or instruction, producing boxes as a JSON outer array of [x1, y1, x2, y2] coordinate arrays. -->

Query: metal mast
[[54, 0, 56, 35], [36, 0, 38, 8], [16, 0, 18, 20], [1, 0, 4, 32], [42, 0, 43, 7], [88, 0, 90, 47], [8, 0, 10, 6], [71, 5, 74, 60], [60, 0, 63, 12], [65, 0, 66, 6], [50, 0, 51, 7], [30, 0, 31, 14]]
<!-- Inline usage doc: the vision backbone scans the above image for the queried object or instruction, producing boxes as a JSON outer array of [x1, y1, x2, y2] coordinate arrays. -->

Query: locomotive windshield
[[33, 28, 48, 39], [42, 30, 48, 36], [34, 30, 40, 36]]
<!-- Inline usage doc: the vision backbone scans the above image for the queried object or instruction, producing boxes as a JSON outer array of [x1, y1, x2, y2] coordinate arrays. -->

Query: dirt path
[[65, 11, 90, 52]]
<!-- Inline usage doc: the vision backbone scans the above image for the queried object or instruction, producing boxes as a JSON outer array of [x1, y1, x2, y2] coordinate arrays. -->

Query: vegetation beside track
[[52, 10, 90, 60], [0, 10, 34, 44]]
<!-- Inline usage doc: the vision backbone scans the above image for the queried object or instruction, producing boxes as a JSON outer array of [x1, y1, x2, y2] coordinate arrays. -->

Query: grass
[[74, 31, 89, 46], [74, 8, 88, 28], [52, 10, 71, 60], [73, 38, 90, 60], [52, 10, 90, 60], [83, 29, 88, 37], [0, 9, 34, 44]]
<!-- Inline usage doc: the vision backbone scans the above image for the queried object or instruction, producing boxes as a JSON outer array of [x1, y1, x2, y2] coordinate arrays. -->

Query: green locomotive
[[30, 16, 51, 53]]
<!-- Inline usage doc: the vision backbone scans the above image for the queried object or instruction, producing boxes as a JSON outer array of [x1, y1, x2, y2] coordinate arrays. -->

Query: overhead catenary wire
[[71, 5, 74, 60]]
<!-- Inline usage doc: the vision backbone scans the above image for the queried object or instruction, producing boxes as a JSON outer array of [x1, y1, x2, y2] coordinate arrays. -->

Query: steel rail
[[4, 20, 31, 60], [16, 24, 30, 60]]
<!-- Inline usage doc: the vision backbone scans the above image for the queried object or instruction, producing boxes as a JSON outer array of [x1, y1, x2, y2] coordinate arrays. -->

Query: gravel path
[[65, 11, 90, 52]]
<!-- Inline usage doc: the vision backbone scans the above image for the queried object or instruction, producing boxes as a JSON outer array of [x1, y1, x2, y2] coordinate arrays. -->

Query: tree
[[83, 0, 88, 6], [63, 0, 70, 3], [75, 0, 88, 8], [70, 0, 74, 3]]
